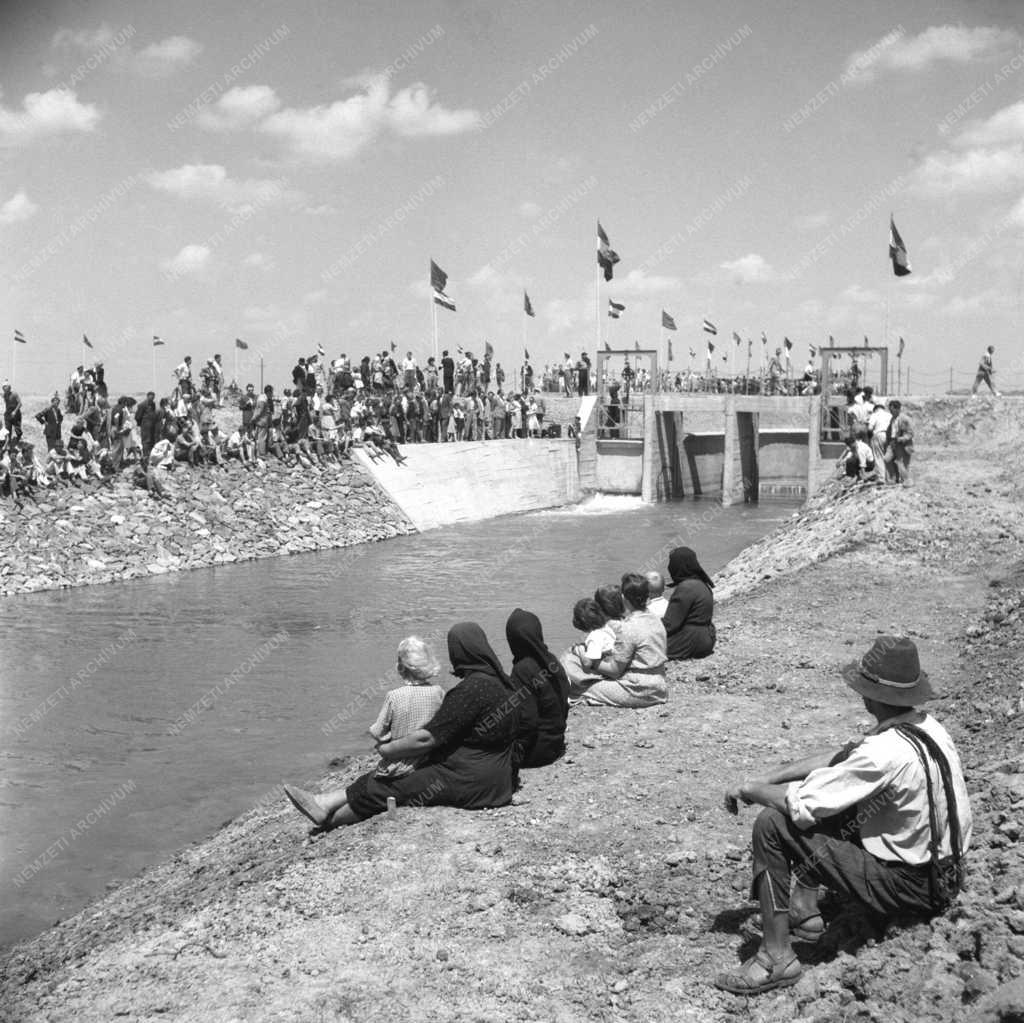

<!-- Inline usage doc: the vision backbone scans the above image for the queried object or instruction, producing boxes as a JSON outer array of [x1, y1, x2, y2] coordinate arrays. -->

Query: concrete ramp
[[353, 439, 581, 531]]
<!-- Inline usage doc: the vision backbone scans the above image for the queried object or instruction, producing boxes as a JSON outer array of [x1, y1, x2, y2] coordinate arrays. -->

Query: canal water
[[0, 495, 794, 947]]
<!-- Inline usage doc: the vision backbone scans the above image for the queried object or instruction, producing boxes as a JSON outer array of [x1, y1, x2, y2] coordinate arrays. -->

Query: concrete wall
[[355, 439, 581, 531], [594, 440, 644, 493]]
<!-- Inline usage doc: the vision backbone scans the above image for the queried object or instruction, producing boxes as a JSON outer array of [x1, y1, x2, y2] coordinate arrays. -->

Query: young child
[[369, 637, 445, 779], [560, 597, 616, 702], [645, 571, 669, 618]]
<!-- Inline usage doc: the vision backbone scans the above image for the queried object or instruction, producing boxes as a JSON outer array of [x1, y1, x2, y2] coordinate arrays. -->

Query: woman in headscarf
[[506, 609, 570, 769], [662, 546, 716, 661], [283, 623, 518, 829]]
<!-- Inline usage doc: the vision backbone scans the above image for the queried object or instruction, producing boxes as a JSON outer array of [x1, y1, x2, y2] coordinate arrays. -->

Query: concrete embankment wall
[[355, 438, 581, 531], [0, 463, 415, 597]]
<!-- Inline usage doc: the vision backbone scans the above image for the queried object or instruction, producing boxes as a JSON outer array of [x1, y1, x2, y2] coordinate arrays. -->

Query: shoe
[[714, 950, 802, 995], [283, 784, 328, 826], [789, 912, 825, 942]]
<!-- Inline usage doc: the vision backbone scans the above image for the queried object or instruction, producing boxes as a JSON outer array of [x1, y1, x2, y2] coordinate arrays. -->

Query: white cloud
[[542, 298, 584, 333], [243, 251, 272, 268], [942, 289, 1004, 316], [130, 36, 202, 77], [302, 203, 337, 216], [146, 164, 292, 211], [162, 244, 211, 276], [519, 200, 542, 218], [845, 24, 1018, 83], [52, 26, 200, 78], [197, 85, 281, 131], [614, 269, 681, 295], [0, 88, 100, 146], [955, 100, 1024, 148], [260, 75, 479, 161], [720, 253, 775, 283], [911, 144, 1024, 196], [0, 190, 39, 225], [840, 284, 882, 304], [303, 289, 327, 305]]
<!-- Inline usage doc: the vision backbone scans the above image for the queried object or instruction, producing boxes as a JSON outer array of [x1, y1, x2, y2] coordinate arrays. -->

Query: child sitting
[[560, 597, 616, 702], [368, 637, 445, 779], [645, 571, 669, 618]]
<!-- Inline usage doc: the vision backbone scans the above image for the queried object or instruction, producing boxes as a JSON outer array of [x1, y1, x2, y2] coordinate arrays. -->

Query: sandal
[[714, 949, 802, 995], [283, 784, 328, 826], [789, 913, 825, 942]]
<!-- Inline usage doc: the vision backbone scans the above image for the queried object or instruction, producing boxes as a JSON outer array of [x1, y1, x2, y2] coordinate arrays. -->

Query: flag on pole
[[484, 340, 494, 359], [661, 310, 677, 331], [809, 344, 817, 357], [702, 318, 717, 335], [634, 340, 641, 350], [732, 331, 742, 345], [523, 290, 535, 317], [390, 341, 397, 353], [863, 336, 870, 347], [688, 347, 696, 359], [597, 221, 620, 281], [82, 333, 93, 349], [13, 329, 26, 344], [667, 339, 673, 361], [783, 337, 792, 351], [889, 215, 911, 277], [897, 336, 905, 357], [524, 348, 530, 360], [235, 337, 249, 350], [761, 331, 768, 346], [828, 334, 835, 345], [608, 298, 625, 319], [604, 341, 611, 352], [706, 339, 716, 356], [430, 259, 456, 311], [318, 343, 325, 358], [152, 335, 165, 347]]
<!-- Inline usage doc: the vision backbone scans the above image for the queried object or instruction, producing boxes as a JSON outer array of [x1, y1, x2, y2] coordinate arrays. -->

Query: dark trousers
[[751, 807, 935, 917]]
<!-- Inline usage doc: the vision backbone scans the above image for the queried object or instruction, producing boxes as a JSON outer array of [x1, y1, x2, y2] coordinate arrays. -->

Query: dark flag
[[524, 348, 530, 360], [897, 336, 905, 357], [153, 335, 165, 346], [523, 290, 535, 317], [702, 318, 717, 335], [597, 221, 620, 281], [430, 259, 456, 311], [688, 347, 696, 359], [810, 344, 817, 357], [14, 329, 26, 344], [889, 216, 911, 277], [732, 331, 742, 345], [235, 337, 248, 350], [82, 333, 93, 349], [706, 339, 715, 356], [390, 341, 397, 352], [661, 310, 677, 331], [608, 298, 625, 319], [864, 336, 870, 347], [604, 341, 611, 352], [783, 337, 792, 351], [634, 340, 640, 350]]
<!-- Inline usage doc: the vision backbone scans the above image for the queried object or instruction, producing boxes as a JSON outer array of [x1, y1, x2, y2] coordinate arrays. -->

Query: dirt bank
[[1, 396, 1022, 1023]]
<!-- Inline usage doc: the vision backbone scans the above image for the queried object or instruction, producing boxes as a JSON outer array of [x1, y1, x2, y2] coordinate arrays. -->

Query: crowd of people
[[835, 386, 914, 486], [282, 542, 970, 996]]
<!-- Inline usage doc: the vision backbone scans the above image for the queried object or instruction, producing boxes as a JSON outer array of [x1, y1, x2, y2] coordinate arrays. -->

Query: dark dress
[[346, 624, 517, 819], [663, 579, 716, 660], [506, 608, 570, 769]]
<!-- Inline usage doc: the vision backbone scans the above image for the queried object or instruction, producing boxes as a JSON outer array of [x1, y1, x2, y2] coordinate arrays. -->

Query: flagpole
[[152, 344, 156, 393], [595, 260, 601, 355], [432, 292, 438, 365], [11, 334, 16, 388], [234, 343, 238, 389]]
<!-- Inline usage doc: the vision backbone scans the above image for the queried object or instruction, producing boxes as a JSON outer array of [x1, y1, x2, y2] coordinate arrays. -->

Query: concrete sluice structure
[[579, 393, 830, 505]]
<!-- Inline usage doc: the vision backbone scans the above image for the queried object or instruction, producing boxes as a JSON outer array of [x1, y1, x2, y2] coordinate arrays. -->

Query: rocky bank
[[1, 396, 1022, 1023], [0, 459, 414, 596]]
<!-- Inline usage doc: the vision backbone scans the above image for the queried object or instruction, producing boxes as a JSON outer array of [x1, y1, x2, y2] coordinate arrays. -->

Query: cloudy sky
[[1, 0, 1023, 393]]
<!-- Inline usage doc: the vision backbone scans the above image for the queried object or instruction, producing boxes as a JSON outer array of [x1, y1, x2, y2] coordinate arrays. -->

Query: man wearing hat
[[714, 636, 971, 996]]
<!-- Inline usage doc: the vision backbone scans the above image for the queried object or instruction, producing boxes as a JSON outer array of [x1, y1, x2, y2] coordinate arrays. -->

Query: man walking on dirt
[[714, 636, 971, 996], [971, 345, 1000, 397]]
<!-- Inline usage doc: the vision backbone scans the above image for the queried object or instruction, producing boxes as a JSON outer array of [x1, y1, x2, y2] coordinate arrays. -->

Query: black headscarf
[[506, 608, 562, 677], [447, 622, 510, 687], [668, 546, 714, 590]]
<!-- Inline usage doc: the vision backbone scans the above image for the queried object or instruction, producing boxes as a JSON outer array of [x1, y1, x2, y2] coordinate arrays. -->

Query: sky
[[1, 0, 1023, 395]]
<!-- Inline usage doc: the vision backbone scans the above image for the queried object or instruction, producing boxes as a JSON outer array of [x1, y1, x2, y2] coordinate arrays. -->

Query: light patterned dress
[[369, 684, 445, 778]]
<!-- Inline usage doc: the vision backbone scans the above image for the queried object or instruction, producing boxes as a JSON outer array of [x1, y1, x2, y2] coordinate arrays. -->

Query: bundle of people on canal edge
[[284, 545, 970, 997], [836, 385, 914, 486]]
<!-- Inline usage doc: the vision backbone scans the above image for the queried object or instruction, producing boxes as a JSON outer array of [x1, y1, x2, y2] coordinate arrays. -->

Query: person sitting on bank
[[839, 433, 878, 483], [645, 571, 669, 618], [283, 623, 518, 830], [715, 636, 971, 996], [562, 597, 616, 702], [577, 573, 668, 707], [662, 547, 716, 661], [505, 609, 570, 770]]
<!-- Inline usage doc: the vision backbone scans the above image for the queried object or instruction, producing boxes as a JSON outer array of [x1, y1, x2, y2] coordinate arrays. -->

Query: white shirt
[[647, 595, 669, 618], [868, 406, 892, 435], [786, 714, 972, 865]]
